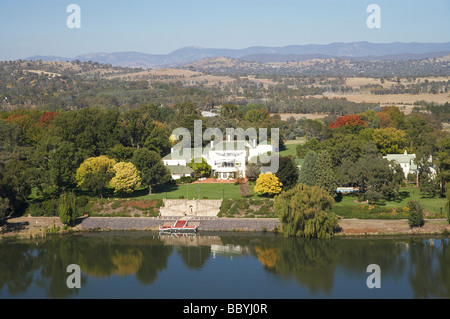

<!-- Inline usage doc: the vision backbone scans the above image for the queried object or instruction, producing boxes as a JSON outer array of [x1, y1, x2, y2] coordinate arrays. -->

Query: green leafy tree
[[221, 104, 238, 118], [296, 138, 320, 158], [274, 183, 338, 238], [58, 192, 77, 226], [354, 155, 401, 203], [48, 140, 80, 193], [131, 148, 171, 195], [407, 199, 424, 228], [445, 183, 450, 224], [107, 144, 134, 162], [0, 159, 32, 217], [276, 156, 299, 190], [188, 158, 211, 178], [75, 155, 116, 198], [144, 121, 171, 156], [298, 150, 318, 186], [372, 127, 407, 155], [436, 137, 450, 196], [315, 150, 338, 196]]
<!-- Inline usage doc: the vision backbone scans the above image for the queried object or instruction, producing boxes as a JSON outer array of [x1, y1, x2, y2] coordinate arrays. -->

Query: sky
[[0, 0, 449, 60]]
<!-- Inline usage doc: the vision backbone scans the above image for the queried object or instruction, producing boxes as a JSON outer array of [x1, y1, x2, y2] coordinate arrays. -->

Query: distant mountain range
[[24, 41, 450, 69]]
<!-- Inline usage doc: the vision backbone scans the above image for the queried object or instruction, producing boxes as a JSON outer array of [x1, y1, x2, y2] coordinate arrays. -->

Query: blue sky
[[0, 0, 449, 60]]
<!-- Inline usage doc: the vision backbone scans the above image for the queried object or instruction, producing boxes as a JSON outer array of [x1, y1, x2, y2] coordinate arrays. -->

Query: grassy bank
[[134, 182, 257, 200], [333, 186, 447, 219]]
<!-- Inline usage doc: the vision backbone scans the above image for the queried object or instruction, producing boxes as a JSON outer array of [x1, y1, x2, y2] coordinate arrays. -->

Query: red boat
[[159, 218, 199, 233]]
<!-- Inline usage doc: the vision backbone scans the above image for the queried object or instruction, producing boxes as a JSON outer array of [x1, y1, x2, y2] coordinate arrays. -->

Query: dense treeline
[[189, 57, 450, 77], [361, 80, 450, 95], [293, 106, 450, 202], [0, 100, 291, 219], [0, 61, 229, 111], [413, 101, 450, 123], [0, 103, 178, 219]]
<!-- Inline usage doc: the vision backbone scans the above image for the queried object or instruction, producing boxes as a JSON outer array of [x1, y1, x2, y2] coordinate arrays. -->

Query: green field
[[333, 186, 447, 218], [278, 138, 305, 157], [133, 182, 257, 200]]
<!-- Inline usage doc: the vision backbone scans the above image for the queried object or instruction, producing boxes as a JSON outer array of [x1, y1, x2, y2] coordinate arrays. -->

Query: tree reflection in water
[[0, 233, 448, 298]]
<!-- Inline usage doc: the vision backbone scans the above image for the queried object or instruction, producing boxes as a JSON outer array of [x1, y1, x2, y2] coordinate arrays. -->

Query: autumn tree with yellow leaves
[[75, 155, 116, 198], [254, 172, 283, 196], [109, 162, 142, 194]]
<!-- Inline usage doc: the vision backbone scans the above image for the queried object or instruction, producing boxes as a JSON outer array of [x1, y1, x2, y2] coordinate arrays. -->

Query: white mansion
[[163, 136, 274, 180]]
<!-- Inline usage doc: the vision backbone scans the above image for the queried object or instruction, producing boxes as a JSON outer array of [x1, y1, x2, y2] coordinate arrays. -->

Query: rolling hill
[[23, 41, 450, 69]]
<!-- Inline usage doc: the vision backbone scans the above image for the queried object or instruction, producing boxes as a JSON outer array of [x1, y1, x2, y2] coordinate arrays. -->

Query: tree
[[188, 158, 211, 178], [246, 162, 261, 182], [353, 155, 401, 203], [0, 159, 32, 217], [372, 127, 407, 155], [298, 150, 318, 186], [131, 148, 171, 195], [107, 144, 134, 162], [328, 114, 368, 134], [274, 183, 338, 238], [315, 150, 338, 196], [144, 121, 171, 156], [109, 162, 142, 194], [47, 140, 80, 193], [239, 183, 250, 198], [75, 155, 116, 198], [58, 192, 77, 226], [301, 119, 330, 141], [296, 137, 320, 158], [379, 106, 406, 130], [221, 104, 238, 118], [445, 183, 450, 224], [254, 172, 283, 196], [320, 133, 366, 166], [359, 109, 380, 129], [436, 137, 450, 196], [407, 199, 424, 228], [244, 108, 269, 123], [276, 156, 299, 190]]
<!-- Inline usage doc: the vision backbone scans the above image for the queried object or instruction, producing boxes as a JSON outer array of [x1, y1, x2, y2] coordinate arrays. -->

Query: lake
[[0, 231, 449, 299]]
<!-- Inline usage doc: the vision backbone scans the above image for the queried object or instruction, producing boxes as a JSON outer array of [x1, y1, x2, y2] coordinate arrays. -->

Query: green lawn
[[132, 182, 258, 200], [333, 186, 448, 218], [279, 138, 305, 157]]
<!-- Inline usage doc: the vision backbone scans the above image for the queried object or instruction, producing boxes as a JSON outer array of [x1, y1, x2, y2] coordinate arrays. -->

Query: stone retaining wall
[[79, 217, 280, 232], [159, 199, 222, 217]]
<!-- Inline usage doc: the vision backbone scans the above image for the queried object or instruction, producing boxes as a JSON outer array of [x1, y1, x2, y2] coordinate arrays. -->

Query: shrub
[[176, 176, 194, 184], [26, 199, 59, 217], [407, 199, 424, 228], [76, 196, 89, 208], [58, 193, 78, 226]]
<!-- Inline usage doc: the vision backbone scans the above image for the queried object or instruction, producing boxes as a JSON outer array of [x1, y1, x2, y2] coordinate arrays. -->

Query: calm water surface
[[0, 231, 449, 299]]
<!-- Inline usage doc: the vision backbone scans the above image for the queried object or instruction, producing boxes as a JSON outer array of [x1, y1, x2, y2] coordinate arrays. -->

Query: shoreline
[[1, 216, 450, 239]]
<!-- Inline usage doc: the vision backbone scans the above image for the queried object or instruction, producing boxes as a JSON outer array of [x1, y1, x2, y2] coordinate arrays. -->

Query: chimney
[[253, 139, 256, 148], [211, 141, 214, 148]]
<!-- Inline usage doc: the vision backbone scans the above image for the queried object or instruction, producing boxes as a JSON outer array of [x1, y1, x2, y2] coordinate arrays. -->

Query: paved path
[[79, 217, 281, 232], [79, 217, 450, 235]]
